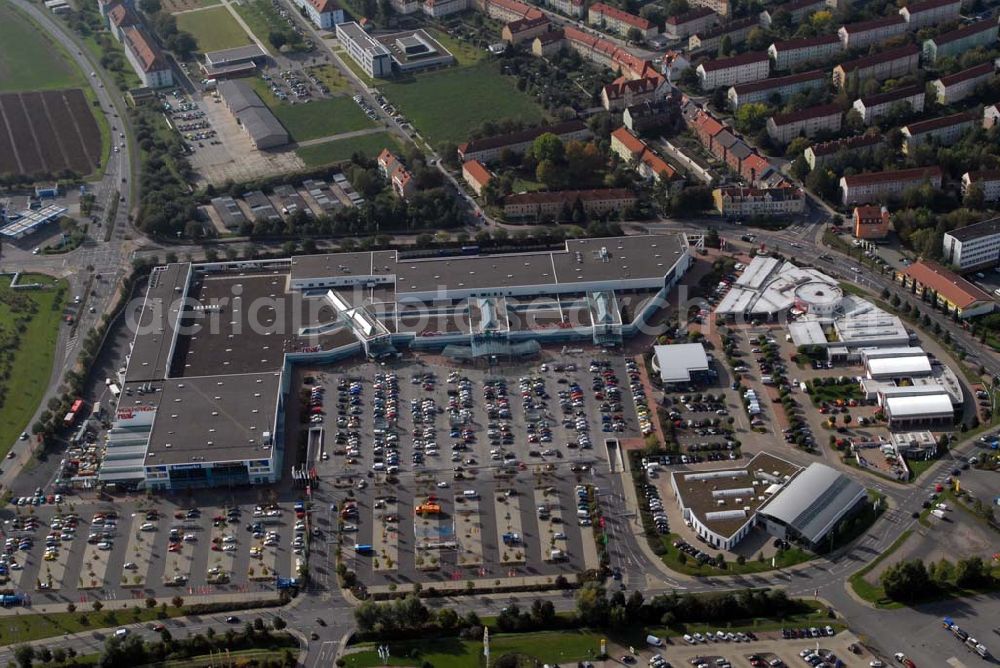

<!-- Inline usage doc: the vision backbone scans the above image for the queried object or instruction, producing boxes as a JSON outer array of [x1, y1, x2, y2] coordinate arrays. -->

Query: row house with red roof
[[588, 2, 659, 40], [900, 111, 978, 155], [931, 62, 996, 105], [610, 127, 678, 182], [378, 149, 417, 200], [462, 160, 493, 196], [713, 185, 805, 217], [292, 0, 345, 29], [686, 104, 775, 184], [898, 0, 961, 30], [664, 7, 717, 41], [600, 75, 668, 111]]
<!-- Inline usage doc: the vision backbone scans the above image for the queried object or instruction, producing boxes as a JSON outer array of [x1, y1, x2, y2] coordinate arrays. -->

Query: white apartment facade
[[852, 86, 924, 125], [545, 0, 584, 17], [943, 217, 1000, 270], [898, 0, 962, 30], [766, 104, 842, 144], [901, 111, 977, 155], [833, 44, 919, 88], [293, 0, 345, 29], [768, 34, 842, 71], [962, 171, 1000, 203], [697, 51, 769, 89], [840, 166, 943, 205], [336, 21, 393, 78], [837, 15, 907, 50], [728, 69, 825, 108], [931, 62, 996, 105]]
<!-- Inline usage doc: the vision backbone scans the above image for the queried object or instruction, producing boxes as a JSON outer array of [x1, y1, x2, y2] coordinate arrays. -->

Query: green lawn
[[250, 79, 375, 141], [425, 27, 485, 67], [0, 3, 84, 92], [344, 631, 605, 668], [654, 533, 813, 576], [306, 64, 352, 95], [335, 49, 376, 87], [379, 60, 544, 147], [296, 131, 402, 167], [0, 605, 186, 646], [232, 0, 305, 50], [176, 6, 253, 53], [0, 277, 66, 458]]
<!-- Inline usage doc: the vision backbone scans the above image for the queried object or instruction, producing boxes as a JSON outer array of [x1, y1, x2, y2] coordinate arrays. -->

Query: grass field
[[163, 0, 221, 11], [379, 61, 544, 147], [233, 0, 304, 50], [0, 3, 84, 92], [306, 64, 351, 95], [296, 131, 402, 167], [0, 276, 65, 458], [334, 48, 376, 86], [250, 80, 375, 141], [176, 6, 253, 53], [425, 27, 484, 66], [344, 631, 605, 668]]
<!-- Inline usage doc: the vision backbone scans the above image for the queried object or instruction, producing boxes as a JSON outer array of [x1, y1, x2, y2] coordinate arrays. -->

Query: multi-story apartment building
[[689, 107, 726, 149], [766, 103, 842, 144], [696, 51, 769, 89], [833, 44, 919, 89], [502, 14, 550, 44], [610, 127, 678, 181], [712, 186, 805, 217], [838, 15, 907, 50], [337, 21, 393, 78], [931, 62, 996, 105], [623, 100, 675, 133], [122, 26, 173, 88], [727, 69, 825, 109], [853, 205, 891, 239], [457, 120, 591, 163], [664, 7, 717, 41], [292, 0, 345, 29], [389, 0, 420, 14], [741, 152, 774, 184], [768, 35, 842, 71], [545, 0, 584, 17], [462, 160, 493, 196], [601, 75, 667, 111], [922, 19, 998, 63], [378, 149, 417, 199], [962, 171, 1000, 204], [901, 111, 977, 155], [588, 2, 658, 40], [477, 0, 540, 23], [503, 189, 637, 220], [898, 260, 996, 318], [943, 217, 1000, 270], [532, 29, 566, 56], [839, 166, 942, 205], [107, 3, 137, 41], [689, 16, 755, 52], [690, 0, 730, 17], [804, 133, 881, 169], [986, 104, 1000, 129], [422, 0, 469, 17], [852, 85, 924, 125], [898, 0, 961, 30], [759, 0, 834, 29]]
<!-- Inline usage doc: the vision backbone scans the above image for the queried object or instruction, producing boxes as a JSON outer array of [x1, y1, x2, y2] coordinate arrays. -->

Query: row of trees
[[134, 102, 201, 238], [881, 556, 995, 603]]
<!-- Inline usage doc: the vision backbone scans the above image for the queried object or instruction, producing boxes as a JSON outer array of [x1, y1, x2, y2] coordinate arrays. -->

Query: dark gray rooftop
[[218, 80, 288, 149], [946, 216, 1000, 243], [204, 44, 267, 67], [125, 263, 191, 384], [144, 371, 282, 466]]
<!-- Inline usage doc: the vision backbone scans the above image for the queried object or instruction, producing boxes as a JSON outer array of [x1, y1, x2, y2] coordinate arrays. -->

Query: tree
[[963, 183, 985, 209], [955, 557, 990, 588], [14, 646, 34, 668], [734, 103, 769, 135], [881, 559, 931, 602], [718, 35, 733, 57], [536, 159, 562, 189], [790, 156, 810, 180], [532, 133, 565, 164], [138, 0, 162, 13], [268, 31, 288, 49], [626, 27, 644, 44]]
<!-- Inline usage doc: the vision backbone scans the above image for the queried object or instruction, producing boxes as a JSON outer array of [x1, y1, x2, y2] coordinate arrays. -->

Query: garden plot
[[493, 488, 525, 565], [372, 496, 398, 573], [77, 540, 110, 591], [454, 495, 484, 568], [120, 515, 156, 589], [534, 489, 568, 563]]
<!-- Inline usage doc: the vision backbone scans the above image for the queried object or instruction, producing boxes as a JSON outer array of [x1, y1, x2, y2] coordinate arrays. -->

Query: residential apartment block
[[838, 15, 907, 50], [337, 21, 393, 78], [759, 0, 834, 29], [457, 120, 591, 163], [696, 51, 770, 89], [712, 185, 806, 217], [477, 0, 541, 23], [922, 19, 998, 63], [503, 189, 637, 220], [852, 85, 924, 125], [833, 44, 919, 89], [684, 102, 775, 184], [898, 259, 995, 318], [690, 0, 730, 17], [840, 166, 943, 205], [768, 34, 842, 71], [545, 0, 584, 17], [502, 14, 550, 44], [122, 26, 173, 88], [901, 111, 977, 155], [853, 205, 891, 239], [727, 69, 825, 109], [943, 217, 1000, 270], [532, 29, 566, 56], [462, 160, 493, 196], [588, 2, 658, 40], [664, 7, 717, 41], [962, 171, 1000, 203], [804, 133, 881, 169], [601, 75, 667, 111], [292, 0, 345, 29], [689, 16, 754, 52], [766, 104, 841, 144], [624, 100, 675, 133], [898, 0, 961, 30], [378, 149, 416, 199], [610, 127, 677, 182], [932, 62, 996, 105]]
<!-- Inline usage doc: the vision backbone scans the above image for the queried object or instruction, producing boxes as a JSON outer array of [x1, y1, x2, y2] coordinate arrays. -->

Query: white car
[[222, 543, 237, 552], [123, 562, 137, 570], [436, 481, 448, 488], [140, 523, 156, 531], [97, 542, 112, 550]]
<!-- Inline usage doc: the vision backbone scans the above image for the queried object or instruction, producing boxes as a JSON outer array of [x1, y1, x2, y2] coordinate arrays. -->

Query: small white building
[[652, 343, 711, 385], [292, 0, 345, 29]]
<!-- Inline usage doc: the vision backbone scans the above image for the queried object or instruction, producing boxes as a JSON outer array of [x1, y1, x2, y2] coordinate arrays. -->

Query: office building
[[943, 217, 1000, 270], [336, 21, 393, 78]]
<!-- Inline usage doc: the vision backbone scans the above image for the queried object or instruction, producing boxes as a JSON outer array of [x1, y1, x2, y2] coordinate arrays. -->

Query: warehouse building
[[217, 80, 289, 149]]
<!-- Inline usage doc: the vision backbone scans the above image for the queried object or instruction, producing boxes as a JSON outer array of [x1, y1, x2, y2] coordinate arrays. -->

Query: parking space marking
[[534, 489, 566, 563], [121, 514, 154, 589], [454, 495, 483, 568], [493, 487, 525, 565], [78, 537, 109, 591]]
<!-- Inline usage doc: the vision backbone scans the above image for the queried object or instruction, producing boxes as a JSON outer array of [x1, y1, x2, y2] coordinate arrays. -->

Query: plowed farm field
[[0, 89, 101, 177]]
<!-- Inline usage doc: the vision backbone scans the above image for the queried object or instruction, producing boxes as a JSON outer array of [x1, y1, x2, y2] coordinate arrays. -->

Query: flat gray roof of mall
[[125, 263, 191, 383], [289, 235, 688, 293], [143, 371, 282, 466]]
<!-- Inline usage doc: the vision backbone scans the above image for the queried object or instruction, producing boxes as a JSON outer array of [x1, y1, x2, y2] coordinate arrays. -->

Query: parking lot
[[299, 353, 645, 587]]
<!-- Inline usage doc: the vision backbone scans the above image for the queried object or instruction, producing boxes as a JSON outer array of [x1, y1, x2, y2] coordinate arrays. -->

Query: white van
[[577, 509, 589, 519], [462, 490, 478, 498], [646, 635, 664, 647]]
